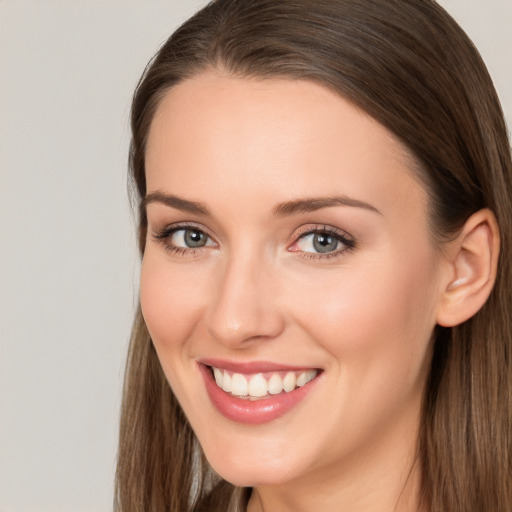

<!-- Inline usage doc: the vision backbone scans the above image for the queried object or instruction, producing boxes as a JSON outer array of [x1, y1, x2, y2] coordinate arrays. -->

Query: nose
[[205, 252, 285, 348]]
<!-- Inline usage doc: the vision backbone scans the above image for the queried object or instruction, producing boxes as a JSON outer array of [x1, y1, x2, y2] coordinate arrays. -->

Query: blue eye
[[291, 227, 355, 257], [153, 225, 216, 255], [298, 232, 340, 253], [169, 228, 215, 249]]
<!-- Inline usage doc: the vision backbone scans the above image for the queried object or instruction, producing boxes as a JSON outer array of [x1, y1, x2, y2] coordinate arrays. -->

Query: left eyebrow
[[272, 196, 382, 217]]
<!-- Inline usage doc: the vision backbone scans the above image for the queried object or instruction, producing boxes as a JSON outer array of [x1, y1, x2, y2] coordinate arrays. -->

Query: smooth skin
[[140, 71, 499, 512]]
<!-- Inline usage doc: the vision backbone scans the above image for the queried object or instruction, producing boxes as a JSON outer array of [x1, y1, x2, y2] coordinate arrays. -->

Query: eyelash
[[151, 223, 356, 260], [152, 222, 217, 256], [291, 225, 356, 261]]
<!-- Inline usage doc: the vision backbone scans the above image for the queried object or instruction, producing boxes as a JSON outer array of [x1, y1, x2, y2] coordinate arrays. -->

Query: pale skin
[[140, 71, 499, 512]]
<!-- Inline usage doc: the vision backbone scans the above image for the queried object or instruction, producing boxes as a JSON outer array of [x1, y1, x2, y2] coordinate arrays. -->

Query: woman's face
[[141, 72, 447, 488]]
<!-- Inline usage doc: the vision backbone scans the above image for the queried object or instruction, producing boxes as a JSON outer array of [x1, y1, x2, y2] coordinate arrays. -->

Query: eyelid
[[288, 224, 356, 259], [150, 221, 355, 259], [291, 224, 354, 240], [151, 221, 219, 255], [152, 221, 216, 241]]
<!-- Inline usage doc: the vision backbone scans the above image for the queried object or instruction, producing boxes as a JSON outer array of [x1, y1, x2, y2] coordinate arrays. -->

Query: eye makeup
[[288, 224, 356, 261], [151, 220, 356, 261], [152, 222, 217, 256]]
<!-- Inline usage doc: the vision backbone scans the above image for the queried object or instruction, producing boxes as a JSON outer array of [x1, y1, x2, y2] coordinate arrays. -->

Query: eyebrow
[[272, 196, 382, 217], [142, 191, 211, 216], [142, 191, 381, 218]]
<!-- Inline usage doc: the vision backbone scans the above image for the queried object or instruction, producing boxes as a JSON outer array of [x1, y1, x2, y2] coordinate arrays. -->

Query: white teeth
[[248, 374, 268, 397], [222, 372, 232, 393], [213, 367, 223, 387], [212, 366, 318, 398], [297, 369, 317, 387], [283, 372, 296, 392], [268, 373, 283, 395], [231, 373, 249, 396]]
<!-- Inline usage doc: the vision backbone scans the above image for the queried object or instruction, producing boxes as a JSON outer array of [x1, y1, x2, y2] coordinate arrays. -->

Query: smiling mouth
[[208, 365, 319, 400]]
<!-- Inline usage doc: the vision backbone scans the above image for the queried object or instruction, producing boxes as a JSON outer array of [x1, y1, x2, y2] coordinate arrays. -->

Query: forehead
[[145, 72, 427, 224]]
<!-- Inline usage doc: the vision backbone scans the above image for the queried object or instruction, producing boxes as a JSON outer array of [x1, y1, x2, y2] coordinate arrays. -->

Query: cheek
[[281, 249, 440, 456], [139, 252, 208, 352], [290, 245, 439, 378]]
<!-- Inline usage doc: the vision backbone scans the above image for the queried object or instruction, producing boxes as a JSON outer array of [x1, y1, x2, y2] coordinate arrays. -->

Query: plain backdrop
[[0, 1, 510, 511]]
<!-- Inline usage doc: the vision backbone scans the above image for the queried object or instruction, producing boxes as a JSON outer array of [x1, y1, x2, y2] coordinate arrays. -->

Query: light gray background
[[0, 1, 510, 511]]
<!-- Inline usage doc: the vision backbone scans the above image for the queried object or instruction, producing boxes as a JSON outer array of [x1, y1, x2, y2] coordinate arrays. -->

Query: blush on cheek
[[140, 257, 210, 350], [140, 262, 180, 348], [315, 256, 436, 363]]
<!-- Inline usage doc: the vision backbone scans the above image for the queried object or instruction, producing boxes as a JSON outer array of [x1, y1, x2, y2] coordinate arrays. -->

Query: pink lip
[[198, 362, 321, 425], [199, 358, 315, 374]]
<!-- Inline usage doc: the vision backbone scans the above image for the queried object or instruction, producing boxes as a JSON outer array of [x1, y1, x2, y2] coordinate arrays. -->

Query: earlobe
[[436, 209, 500, 327]]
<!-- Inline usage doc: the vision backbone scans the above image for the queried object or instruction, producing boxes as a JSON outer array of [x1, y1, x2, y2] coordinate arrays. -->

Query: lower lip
[[199, 364, 320, 425]]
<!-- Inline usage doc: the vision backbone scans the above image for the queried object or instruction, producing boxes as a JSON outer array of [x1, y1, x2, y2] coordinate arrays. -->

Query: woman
[[116, 1, 512, 511]]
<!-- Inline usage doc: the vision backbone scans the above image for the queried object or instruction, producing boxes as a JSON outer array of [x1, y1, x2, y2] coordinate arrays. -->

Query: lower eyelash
[[151, 224, 208, 256], [295, 227, 356, 260], [159, 242, 196, 256], [299, 243, 355, 261], [152, 232, 182, 255], [150, 224, 355, 260]]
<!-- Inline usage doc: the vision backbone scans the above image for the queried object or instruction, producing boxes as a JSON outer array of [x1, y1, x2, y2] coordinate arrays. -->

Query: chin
[[202, 440, 305, 488], [212, 463, 296, 488]]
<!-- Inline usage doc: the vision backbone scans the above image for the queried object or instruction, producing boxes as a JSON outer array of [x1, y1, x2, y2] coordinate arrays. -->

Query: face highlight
[[140, 72, 447, 501]]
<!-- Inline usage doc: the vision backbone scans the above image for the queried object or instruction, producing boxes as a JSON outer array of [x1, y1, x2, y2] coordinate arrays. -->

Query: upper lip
[[198, 358, 320, 374]]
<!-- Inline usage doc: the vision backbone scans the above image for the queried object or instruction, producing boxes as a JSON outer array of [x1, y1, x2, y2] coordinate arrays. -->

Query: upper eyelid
[[292, 224, 354, 241], [288, 224, 356, 255], [152, 221, 216, 239], [151, 224, 217, 255], [150, 221, 355, 249]]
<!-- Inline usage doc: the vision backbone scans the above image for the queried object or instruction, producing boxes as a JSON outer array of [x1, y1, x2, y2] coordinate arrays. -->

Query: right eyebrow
[[141, 191, 211, 216]]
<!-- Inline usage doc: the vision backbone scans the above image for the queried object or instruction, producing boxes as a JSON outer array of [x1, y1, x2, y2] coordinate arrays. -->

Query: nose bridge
[[206, 245, 283, 347]]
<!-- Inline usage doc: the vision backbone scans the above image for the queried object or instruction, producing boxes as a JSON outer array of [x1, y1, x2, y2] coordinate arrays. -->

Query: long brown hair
[[115, 1, 512, 510]]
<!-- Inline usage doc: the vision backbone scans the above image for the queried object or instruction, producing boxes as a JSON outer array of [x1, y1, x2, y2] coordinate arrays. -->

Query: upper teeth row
[[212, 367, 318, 398]]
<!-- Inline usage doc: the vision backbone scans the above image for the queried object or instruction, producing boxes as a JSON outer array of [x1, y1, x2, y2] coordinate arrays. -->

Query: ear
[[436, 209, 500, 327]]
